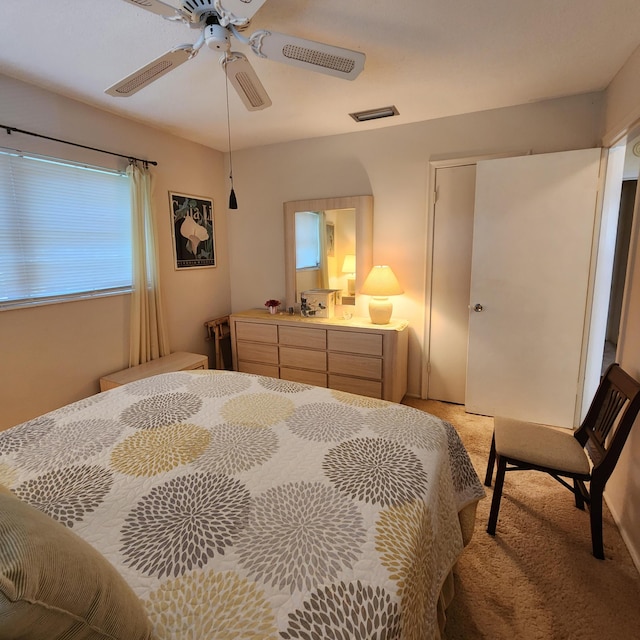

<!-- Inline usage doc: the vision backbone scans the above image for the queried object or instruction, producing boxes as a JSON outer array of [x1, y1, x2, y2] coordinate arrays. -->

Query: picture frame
[[169, 192, 216, 269], [326, 221, 335, 257]]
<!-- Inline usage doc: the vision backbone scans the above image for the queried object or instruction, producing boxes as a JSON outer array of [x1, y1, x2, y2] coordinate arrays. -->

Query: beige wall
[[602, 46, 640, 569], [227, 93, 603, 397], [604, 44, 640, 143], [0, 75, 229, 428]]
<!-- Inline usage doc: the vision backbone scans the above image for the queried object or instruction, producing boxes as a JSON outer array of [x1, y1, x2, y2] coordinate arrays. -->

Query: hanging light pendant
[[224, 53, 238, 210]]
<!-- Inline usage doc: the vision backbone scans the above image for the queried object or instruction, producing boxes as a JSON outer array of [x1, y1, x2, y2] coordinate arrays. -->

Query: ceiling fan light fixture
[[205, 23, 230, 50], [349, 106, 399, 122], [109, 0, 365, 107]]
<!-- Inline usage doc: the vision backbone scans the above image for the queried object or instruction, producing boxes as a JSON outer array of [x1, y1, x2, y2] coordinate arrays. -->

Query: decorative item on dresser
[[361, 265, 404, 325], [99, 351, 208, 391], [264, 299, 281, 315], [229, 309, 408, 402]]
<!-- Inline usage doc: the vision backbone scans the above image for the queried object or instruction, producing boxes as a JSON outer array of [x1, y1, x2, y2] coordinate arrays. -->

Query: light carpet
[[402, 398, 640, 640]]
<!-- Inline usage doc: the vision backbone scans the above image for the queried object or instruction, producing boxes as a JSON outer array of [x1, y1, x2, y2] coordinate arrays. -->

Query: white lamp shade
[[361, 265, 404, 296], [361, 265, 403, 324], [341, 254, 356, 274]]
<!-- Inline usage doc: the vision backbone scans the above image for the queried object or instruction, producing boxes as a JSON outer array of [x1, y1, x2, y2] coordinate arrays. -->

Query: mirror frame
[[284, 195, 373, 308]]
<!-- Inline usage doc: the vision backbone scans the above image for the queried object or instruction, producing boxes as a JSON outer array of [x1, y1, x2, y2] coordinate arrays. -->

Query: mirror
[[284, 195, 373, 309]]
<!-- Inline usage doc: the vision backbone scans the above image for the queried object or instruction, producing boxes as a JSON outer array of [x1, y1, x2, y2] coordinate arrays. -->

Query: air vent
[[349, 106, 399, 122]]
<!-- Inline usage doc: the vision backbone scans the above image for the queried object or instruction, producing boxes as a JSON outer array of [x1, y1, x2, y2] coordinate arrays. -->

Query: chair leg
[[487, 454, 507, 535], [573, 479, 586, 510], [484, 431, 496, 487], [590, 485, 605, 560]]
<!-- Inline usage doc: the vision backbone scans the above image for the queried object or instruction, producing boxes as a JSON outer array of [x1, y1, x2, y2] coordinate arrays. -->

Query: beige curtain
[[319, 213, 330, 289], [127, 163, 170, 366]]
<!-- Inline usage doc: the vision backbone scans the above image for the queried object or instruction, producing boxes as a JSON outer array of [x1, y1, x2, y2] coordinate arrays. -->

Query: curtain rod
[[1, 124, 158, 167]]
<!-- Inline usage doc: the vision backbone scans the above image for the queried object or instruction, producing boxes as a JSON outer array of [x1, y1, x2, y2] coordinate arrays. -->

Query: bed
[[0, 370, 484, 639]]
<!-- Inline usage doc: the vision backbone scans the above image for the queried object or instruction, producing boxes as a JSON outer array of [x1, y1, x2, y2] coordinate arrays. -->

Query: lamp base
[[368, 297, 392, 324]]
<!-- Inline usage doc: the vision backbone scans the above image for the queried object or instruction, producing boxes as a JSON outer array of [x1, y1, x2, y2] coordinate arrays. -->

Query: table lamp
[[341, 254, 356, 296], [361, 265, 403, 324]]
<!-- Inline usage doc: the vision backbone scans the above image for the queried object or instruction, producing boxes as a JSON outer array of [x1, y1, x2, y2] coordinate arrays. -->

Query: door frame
[[422, 150, 528, 400]]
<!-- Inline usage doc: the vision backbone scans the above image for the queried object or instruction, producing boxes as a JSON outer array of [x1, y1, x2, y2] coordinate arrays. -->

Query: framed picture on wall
[[169, 192, 216, 269], [326, 221, 335, 257]]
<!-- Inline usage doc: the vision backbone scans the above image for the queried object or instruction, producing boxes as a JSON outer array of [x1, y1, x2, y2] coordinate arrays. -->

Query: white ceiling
[[1, 0, 640, 152]]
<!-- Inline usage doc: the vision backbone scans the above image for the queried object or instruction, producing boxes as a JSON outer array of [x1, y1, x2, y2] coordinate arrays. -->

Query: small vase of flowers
[[265, 299, 281, 314]]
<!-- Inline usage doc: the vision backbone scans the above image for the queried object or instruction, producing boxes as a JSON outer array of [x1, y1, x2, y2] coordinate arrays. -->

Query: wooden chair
[[204, 316, 231, 370], [484, 363, 640, 559]]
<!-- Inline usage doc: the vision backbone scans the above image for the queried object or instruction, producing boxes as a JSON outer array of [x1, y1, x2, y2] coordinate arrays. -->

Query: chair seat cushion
[[494, 416, 591, 475]]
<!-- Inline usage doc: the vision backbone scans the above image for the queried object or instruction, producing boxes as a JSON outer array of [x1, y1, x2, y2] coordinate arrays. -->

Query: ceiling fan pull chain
[[224, 52, 238, 210]]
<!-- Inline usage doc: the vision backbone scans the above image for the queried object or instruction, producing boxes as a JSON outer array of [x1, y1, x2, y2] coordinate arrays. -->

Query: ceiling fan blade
[[105, 45, 195, 97], [222, 52, 272, 111], [119, 0, 187, 20], [250, 31, 365, 80], [214, 0, 270, 25]]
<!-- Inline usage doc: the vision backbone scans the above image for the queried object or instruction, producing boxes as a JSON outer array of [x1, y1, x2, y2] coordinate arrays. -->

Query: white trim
[[0, 287, 132, 312], [604, 492, 640, 573], [574, 148, 609, 426]]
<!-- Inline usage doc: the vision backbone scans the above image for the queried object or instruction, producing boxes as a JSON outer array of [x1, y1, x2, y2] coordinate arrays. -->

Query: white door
[[428, 164, 476, 403], [466, 149, 602, 426]]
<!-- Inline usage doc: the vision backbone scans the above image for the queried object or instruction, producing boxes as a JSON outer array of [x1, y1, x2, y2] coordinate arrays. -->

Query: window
[[0, 150, 132, 309], [295, 210, 320, 269]]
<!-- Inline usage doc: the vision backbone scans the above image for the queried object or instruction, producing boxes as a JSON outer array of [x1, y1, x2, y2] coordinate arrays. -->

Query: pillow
[[0, 487, 153, 639]]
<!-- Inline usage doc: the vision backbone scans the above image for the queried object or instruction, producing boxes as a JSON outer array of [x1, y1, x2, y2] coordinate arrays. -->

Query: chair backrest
[[575, 363, 640, 482]]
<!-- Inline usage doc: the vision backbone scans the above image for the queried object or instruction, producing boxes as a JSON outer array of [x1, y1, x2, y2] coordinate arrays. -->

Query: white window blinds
[[0, 150, 132, 309], [294, 210, 320, 269]]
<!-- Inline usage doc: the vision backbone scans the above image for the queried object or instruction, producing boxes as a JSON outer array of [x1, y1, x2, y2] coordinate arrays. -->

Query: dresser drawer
[[280, 346, 326, 371], [279, 325, 327, 349], [328, 352, 382, 380], [281, 367, 327, 387], [237, 342, 279, 364], [239, 362, 279, 378], [235, 321, 278, 343], [328, 330, 383, 356], [329, 374, 382, 399]]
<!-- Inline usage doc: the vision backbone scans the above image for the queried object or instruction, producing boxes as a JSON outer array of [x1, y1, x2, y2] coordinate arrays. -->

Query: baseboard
[[604, 492, 640, 574]]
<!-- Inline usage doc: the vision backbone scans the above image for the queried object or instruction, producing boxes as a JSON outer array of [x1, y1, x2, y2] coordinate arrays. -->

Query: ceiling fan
[[106, 0, 366, 111]]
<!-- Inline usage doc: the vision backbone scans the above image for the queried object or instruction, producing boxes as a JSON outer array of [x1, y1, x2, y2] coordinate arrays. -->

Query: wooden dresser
[[229, 310, 408, 403]]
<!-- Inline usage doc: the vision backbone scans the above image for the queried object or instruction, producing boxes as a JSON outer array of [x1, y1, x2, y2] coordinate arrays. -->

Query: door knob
[[473, 303, 484, 312]]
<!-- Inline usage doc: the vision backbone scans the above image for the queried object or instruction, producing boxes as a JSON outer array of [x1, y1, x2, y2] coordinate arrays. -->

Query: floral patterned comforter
[[0, 370, 484, 639]]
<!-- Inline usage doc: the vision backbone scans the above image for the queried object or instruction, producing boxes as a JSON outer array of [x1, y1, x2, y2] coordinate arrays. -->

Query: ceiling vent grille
[[349, 106, 399, 122]]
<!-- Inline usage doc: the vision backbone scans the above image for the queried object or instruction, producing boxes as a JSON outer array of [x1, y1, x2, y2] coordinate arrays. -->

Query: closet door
[[465, 149, 602, 426], [428, 164, 476, 403]]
